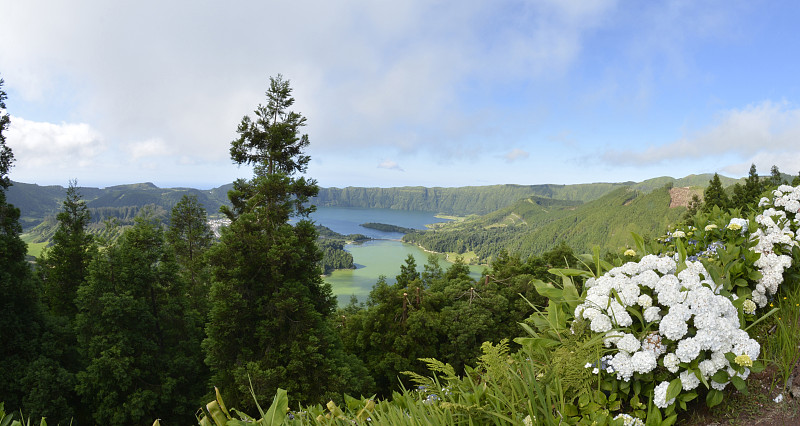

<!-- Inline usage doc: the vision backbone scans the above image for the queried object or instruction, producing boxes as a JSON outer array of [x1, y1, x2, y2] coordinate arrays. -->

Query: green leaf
[[662, 414, 678, 426], [676, 238, 687, 265], [206, 401, 229, 426], [750, 360, 766, 373], [666, 378, 682, 401], [646, 404, 662, 426], [563, 404, 579, 417], [261, 388, 288, 426], [548, 268, 594, 279], [706, 389, 724, 408], [731, 376, 748, 394], [631, 232, 645, 254], [534, 280, 564, 300], [724, 352, 737, 364], [711, 370, 729, 384]]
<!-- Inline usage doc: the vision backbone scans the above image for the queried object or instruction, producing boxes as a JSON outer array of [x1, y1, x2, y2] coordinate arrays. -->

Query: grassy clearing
[[433, 214, 467, 222], [20, 233, 48, 258]]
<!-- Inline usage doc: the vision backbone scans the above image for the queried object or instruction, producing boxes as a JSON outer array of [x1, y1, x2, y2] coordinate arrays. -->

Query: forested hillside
[[7, 181, 231, 229], [10, 174, 736, 231], [404, 186, 686, 262]]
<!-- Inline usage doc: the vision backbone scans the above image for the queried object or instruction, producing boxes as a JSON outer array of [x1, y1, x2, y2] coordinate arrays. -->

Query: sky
[[1, 0, 800, 190]]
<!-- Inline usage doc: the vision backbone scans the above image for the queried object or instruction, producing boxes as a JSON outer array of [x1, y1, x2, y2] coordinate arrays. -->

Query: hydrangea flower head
[[742, 299, 756, 315], [735, 354, 753, 368]]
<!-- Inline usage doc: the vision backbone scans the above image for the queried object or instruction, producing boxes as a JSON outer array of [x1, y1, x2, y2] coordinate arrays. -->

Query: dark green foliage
[[396, 254, 420, 287], [682, 194, 702, 225], [0, 78, 11, 190], [204, 75, 368, 408], [793, 171, 800, 187], [166, 194, 213, 313], [770, 165, 785, 187], [313, 225, 366, 274], [360, 222, 417, 233], [701, 173, 730, 213], [337, 245, 576, 397], [314, 224, 368, 241], [732, 164, 764, 212], [39, 180, 96, 319], [0, 77, 45, 413], [318, 239, 355, 274], [75, 213, 206, 424]]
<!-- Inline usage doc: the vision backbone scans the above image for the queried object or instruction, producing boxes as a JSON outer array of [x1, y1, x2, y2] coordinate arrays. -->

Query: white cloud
[[0, 0, 619, 165], [602, 101, 800, 166], [503, 148, 530, 163], [125, 138, 172, 160], [723, 152, 800, 178], [377, 160, 404, 171], [5, 116, 105, 168]]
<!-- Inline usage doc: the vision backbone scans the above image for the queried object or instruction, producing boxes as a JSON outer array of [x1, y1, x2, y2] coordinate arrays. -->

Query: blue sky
[[1, 0, 800, 189]]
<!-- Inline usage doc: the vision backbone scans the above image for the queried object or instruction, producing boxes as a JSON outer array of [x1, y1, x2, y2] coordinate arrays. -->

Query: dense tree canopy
[[0, 77, 47, 413], [204, 75, 366, 409], [167, 194, 213, 313], [75, 213, 206, 424]]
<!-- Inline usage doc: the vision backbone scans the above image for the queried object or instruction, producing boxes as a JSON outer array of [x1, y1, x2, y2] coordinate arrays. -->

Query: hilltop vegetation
[[404, 186, 686, 262]]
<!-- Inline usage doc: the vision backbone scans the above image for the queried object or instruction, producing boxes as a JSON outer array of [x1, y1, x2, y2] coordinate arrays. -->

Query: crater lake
[[308, 206, 486, 305]]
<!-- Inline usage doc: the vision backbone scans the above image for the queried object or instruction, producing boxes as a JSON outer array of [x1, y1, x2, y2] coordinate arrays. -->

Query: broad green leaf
[[706, 389, 724, 408], [711, 370, 729, 384], [206, 401, 228, 426], [548, 268, 593, 279], [666, 378, 682, 401], [630, 232, 645, 254], [731, 376, 748, 394], [534, 280, 563, 300]]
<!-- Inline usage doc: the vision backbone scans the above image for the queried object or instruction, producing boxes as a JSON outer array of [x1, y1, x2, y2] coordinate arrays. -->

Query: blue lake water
[[308, 207, 485, 305]]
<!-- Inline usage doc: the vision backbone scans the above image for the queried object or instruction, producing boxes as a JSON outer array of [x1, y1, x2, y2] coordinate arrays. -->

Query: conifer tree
[[166, 194, 213, 312], [40, 180, 96, 319], [204, 75, 355, 408], [732, 164, 762, 212], [396, 254, 420, 287], [75, 212, 206, 424], [0, 77, 46, 411], [701, 173, 730, 213], [769, 165, 785, 188]]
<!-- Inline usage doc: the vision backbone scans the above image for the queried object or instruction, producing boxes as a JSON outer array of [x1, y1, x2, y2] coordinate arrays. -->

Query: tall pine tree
[[701, 173, 730, 213], [732, 164, 763, 212], [204, 75, 357, 408], [40, 180, 96, 319], [769, 165, 785, 188], [166, 194, 213, 313]]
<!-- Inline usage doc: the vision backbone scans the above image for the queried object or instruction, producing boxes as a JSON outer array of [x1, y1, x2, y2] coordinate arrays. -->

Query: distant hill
[[403, 185, 686, 262], [8, 173, 738, 237], [7, 181, 232, 229]]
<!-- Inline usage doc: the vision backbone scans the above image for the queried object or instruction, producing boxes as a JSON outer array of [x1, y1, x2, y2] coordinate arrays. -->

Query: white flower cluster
[[613, 413, 645, 426], [575, 255, 760, 407], [748, 184, 800, 306]]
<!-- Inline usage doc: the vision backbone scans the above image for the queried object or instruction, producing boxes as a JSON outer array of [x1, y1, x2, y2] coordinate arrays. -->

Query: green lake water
[[309, 207, 486, 305]]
